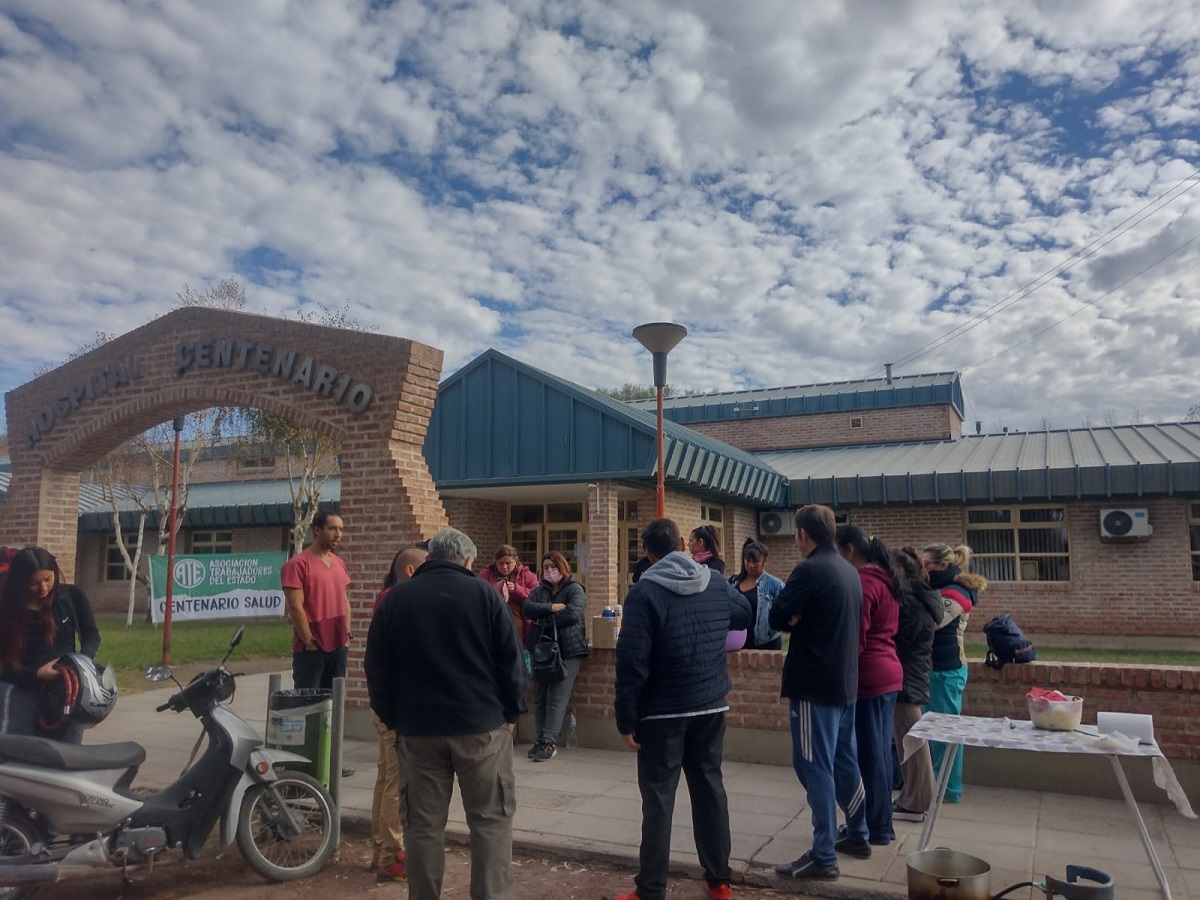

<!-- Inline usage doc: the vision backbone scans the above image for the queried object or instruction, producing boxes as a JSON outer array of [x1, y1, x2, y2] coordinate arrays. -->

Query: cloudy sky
[[2, 0, 1199, 435]]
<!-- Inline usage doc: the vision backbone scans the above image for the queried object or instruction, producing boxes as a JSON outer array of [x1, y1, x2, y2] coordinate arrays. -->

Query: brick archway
[[3, 307, 447, 695]]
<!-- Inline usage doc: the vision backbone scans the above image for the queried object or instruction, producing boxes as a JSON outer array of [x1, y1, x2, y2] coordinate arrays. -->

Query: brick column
[[586, 481, 619, 618]]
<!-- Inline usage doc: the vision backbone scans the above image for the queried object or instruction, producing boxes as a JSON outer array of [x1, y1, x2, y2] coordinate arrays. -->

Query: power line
[[964, 229, 1200, 373], [870, 168, 1200, 376]]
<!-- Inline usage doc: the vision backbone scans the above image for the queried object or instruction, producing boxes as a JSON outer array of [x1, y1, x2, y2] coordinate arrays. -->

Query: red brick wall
[[757, 499, 1200, 638], [443, 497, 508, 566], [685, 404, 961, 452], [573, 650, 1200, 760]]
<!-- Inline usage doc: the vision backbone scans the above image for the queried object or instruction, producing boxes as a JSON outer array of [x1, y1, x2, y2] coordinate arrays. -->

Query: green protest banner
[[149, 552, 288, 623]]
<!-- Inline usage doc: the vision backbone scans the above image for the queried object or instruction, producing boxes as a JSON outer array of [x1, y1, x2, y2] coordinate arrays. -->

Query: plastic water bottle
[[565, 710, 579, 749]]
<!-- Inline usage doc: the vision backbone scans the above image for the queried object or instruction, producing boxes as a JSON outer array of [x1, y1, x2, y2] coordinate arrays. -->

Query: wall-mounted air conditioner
[[758, 510, 795, 537], [1100, 508, 1152, 540]]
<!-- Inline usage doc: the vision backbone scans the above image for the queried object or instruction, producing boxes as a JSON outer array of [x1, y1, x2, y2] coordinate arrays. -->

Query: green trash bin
[[266, 688, 332, 786]]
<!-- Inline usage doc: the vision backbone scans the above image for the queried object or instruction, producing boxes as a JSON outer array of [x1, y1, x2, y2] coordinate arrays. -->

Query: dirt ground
[[42, 831, 808, 899], [82, 661, 810, 898]]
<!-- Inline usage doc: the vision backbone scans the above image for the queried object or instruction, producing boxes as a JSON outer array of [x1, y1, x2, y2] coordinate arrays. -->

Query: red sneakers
[[707, 885, 733, 899], [376, 853, 407, 883], [615, 891, 642, 900]]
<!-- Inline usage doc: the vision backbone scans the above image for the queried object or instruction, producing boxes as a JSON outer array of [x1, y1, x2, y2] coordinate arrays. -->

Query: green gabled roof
[[425, 350, 786, 505]]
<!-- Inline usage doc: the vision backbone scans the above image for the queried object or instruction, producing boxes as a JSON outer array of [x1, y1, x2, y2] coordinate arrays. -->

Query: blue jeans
[[925, 665, 968, 801], [788, 699, 866, 867], [855, 691, 898, 843]]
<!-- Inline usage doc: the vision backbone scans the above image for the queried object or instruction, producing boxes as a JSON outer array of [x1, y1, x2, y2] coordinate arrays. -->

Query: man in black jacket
[[614, 518, 751, 900], [365, 528, 526, 900], [769, 504, 868, 881]]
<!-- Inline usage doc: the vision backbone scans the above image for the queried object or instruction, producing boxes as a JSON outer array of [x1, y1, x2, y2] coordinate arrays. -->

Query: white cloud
[[2, 0, 1200, 442]]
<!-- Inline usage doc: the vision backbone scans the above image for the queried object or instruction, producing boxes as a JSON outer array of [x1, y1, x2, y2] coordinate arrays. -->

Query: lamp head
[[633, 322, 687, 355], [633, 322, 687, 388]]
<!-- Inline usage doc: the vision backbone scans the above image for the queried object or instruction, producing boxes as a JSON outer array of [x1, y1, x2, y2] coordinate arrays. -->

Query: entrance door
[[508, 502, 587, 586]]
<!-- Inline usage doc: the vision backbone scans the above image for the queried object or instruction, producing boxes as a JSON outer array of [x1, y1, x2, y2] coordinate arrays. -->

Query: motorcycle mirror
[[144, 664, 174, 683], [219, 626, 246, 668]]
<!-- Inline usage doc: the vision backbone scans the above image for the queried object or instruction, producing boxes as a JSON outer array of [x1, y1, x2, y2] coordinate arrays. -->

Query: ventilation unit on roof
[[758, 510, 795, 537], [1100, 508, 1152, 540]]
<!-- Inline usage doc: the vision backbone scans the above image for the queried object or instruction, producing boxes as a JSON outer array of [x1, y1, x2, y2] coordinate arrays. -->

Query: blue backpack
[[983, 613, 1036, 670]]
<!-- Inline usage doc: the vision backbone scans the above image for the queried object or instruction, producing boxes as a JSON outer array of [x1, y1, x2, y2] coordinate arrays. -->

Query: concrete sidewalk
[[90, 672, 1200, 899]]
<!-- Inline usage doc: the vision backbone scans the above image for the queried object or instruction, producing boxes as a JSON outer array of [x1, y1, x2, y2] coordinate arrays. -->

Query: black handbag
[[530, 617, 567, 683]]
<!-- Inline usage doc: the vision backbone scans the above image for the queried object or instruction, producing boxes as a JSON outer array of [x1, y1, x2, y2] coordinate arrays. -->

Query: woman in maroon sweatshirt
[[835, 526, 904, 849]]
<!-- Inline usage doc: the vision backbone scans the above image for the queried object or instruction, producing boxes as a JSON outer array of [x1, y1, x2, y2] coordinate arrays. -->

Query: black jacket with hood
[[894, 581, 943, 705], [614, 552, 751, 735]]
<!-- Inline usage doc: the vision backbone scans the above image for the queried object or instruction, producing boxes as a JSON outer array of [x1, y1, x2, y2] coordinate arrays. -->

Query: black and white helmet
[[39, 654, 119, 729]]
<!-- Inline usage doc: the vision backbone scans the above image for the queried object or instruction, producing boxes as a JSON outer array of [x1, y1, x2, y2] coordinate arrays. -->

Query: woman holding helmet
[[0, 546, 103, 742]]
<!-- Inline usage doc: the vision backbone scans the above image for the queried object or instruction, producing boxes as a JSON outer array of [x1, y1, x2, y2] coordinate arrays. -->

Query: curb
[[336, 811, 905, 898]]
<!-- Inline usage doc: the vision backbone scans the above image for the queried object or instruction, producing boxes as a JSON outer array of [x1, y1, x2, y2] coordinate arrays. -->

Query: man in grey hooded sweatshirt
[[614, 517, 752, 900]]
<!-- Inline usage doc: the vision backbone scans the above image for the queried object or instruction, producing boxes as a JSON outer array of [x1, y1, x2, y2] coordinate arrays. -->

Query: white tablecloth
[[903, 712, 1195, 818]]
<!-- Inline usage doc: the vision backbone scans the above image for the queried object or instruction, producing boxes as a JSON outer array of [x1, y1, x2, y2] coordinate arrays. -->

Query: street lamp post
[[163, 416, 185, 666], [633, 322, 687, 518]]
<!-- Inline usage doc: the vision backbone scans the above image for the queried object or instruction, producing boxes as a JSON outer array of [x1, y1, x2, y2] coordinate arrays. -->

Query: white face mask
[[544, 569, 563, 584]]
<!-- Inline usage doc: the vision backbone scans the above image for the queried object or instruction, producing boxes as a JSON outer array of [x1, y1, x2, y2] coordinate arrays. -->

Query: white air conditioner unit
[[1100, 508, 1152, 540], [758, 510, 795, 537]]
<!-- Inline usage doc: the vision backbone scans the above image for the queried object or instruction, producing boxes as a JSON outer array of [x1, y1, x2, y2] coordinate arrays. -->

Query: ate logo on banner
[[174, 558, 207, 590]]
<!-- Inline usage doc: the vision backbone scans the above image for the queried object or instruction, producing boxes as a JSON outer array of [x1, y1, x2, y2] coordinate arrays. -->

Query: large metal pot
[[907, 848, 991, 900]]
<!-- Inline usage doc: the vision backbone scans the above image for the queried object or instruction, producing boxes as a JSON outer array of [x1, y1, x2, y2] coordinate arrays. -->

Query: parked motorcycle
[[0, 628, 338, 897]]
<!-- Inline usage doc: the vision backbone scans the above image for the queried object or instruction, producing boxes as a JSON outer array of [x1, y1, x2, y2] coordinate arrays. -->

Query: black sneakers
[[833, 834, 872, 859], [774, 852, 839, 880], [531, 740, 557, 762], [527, 739, 544, 760], [892, 802, 926, 822]]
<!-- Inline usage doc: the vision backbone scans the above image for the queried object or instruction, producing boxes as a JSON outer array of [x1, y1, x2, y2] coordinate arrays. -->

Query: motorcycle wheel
[[0, 810, 43, 900], [235, 770, 338, 882]]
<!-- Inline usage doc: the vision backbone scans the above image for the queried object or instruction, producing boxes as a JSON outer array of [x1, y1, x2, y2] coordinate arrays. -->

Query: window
[[239, 455, 276, 469], [105, 535, 133, 582], [965, 506, 1070, 582], [190, 530, 234, 554], [619, 501, 642, 588], [699, 503, 724, 558], [1190, 504, 1200, 582]]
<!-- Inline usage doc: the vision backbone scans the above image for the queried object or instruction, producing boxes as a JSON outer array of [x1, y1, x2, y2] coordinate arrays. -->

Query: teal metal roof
[[628, 371, 964, 424], [425, 350, 786, 505], [72, 478, 341, 532], [759, 423, 1200, 507]]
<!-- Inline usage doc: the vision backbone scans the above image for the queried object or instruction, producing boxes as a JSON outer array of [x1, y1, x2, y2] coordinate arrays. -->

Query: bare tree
[[1080, 414, 1096, 428], [1039, 414, 1054, 431], [1187, 404, 1200, 422], [1103, 408, 1120, 426]]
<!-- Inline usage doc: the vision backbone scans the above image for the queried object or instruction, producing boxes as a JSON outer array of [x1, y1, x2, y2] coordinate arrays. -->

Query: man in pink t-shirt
[[282, 511, 352, 690]]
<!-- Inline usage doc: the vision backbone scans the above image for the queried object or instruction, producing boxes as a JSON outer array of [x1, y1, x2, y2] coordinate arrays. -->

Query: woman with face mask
[[522, 551, 588, 762], [0, 546, 101, 742]]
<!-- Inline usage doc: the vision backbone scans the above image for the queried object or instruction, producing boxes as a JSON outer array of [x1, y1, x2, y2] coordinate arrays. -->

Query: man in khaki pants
[[365, 528, 527, 900], [369, 543, 428, 882]]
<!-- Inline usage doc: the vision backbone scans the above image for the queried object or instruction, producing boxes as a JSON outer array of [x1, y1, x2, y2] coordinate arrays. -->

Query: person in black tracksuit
[[770, 505, 867, 881], [0, 546, 101, 744], [614, 518, 750, 900]]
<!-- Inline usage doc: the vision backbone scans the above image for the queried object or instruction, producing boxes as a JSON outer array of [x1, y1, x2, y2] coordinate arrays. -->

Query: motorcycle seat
[[0, 735, 146, 770]]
